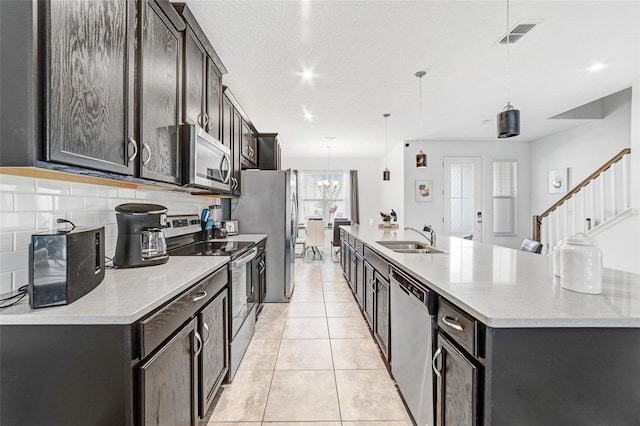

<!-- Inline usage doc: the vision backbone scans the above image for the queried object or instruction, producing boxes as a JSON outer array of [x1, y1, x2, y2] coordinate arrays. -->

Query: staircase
[[533, 148, 632, 254]]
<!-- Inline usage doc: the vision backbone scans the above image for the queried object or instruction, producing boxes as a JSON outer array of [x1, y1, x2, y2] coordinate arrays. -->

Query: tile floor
[[207, 256, 412, 426]]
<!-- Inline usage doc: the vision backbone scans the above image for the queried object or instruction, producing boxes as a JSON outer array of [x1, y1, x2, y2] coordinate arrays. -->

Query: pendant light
[[415, 70, 428, 168], [383, 113, 391, 181], [497, 0, 520, 138]]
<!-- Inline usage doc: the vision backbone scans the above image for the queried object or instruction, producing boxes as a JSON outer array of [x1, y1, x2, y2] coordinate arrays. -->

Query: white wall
[[0, 174, 220, 293], [403, 140, 531, 249], [282, 156, 380, 225], [529, 89, 632, 214]]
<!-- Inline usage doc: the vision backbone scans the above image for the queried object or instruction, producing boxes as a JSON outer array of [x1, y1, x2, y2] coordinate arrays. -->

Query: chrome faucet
[[404, 225, 436, 246]]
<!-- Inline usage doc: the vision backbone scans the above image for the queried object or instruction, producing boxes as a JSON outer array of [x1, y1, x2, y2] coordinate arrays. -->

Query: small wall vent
[[497, 21, 540, 44]]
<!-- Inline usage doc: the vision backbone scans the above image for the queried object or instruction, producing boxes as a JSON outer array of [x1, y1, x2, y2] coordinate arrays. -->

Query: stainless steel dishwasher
[[390, 266, 437, 426]]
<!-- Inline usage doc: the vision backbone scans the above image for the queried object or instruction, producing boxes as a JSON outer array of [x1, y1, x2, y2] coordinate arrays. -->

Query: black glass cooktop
[[168, 240, 253, 258]]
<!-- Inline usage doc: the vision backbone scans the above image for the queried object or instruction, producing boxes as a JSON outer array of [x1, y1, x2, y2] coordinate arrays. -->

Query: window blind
[[493, 161, 517, 235]]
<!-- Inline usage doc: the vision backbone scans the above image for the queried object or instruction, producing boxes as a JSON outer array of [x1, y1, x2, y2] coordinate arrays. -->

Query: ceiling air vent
[[497, 21, 539, 44]]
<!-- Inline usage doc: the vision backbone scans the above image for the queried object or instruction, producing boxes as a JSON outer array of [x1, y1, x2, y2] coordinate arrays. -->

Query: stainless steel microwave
[[181, 125, 231, 192]]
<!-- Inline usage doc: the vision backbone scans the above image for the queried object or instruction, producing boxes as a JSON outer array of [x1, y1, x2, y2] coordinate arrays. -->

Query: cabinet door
[[45, 0, 136, 175], [182, 27, 205, 127], [363, 261, 375, 329], [435, 333, 479, 426], [206, 58, 222, 141], [374, 273, 390, 360], [199, 290, 228, 417], [139, 0, 182, 184], [241, 120, 251, 163], [349, 246, 357, 293], [221, 94, 233, 150], [249, 130, 257, 163], [139, 317, 197, 426], [355, 254, 364, 308], [232, 109, 242, 195]]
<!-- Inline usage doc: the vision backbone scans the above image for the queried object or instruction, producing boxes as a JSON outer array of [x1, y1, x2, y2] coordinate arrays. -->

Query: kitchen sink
[[376, 241, 443, 254]]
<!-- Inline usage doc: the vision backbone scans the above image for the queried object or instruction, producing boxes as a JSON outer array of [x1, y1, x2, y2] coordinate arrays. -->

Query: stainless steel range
[[165, 215, 257, 380]]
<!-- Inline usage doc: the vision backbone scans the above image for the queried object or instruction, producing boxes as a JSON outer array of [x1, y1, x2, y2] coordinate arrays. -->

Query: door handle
[[142, 142, 151, 166], [193, 291, 207, 302], [194, 331, 203, 357], [432, 347, 442, 378], [202, 322, 210, 345], [441, 315, 464, 331], [127, 137, 138, 162]]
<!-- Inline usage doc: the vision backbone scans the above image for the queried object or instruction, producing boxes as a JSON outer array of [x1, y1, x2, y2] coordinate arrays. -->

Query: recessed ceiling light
[[303, 109, 313, 122], [301, 68, 315, 82], [588, 63, 606, 72]]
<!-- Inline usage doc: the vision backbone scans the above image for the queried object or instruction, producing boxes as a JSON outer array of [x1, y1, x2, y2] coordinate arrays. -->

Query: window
[[493, 161, 517, 235], [298, 171, 350, 224]]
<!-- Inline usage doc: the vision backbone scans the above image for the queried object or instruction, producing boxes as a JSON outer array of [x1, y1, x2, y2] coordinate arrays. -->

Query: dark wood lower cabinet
[[374, 272, 390, 360], [140, 318, 198, 426], [363, 261, 375, 329], [355, 252, 364, 309], [435, 332, 479, 426], [199, 290, 228, 416]]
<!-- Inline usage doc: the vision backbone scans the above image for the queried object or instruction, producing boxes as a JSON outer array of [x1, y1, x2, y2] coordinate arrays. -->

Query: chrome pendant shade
[[383, 168, 390, 181], [497, 103, 520, 138]]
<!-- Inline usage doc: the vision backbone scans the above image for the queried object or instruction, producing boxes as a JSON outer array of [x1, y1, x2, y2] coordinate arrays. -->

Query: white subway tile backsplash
[[118, 188, 136, 198], [97, 187, 118, 198], [36, 179, 71, 194], [0, 212, 35, 230], [0, 250, 29, 272], [14, 230, 34, 251], [13, 268, 28, 289], [69, 212, 98, 227], [0, 233, 13, 253], [84, 197, 108, 211], [1, 193, 14, 211], [35, 212, 53, 230], [105, 224, 118, 237], [14, 193, 53, 211], [97, 211, 116, 225], [105, 236, 117, 258], [70, 182, 98, 197], [0, 175, 35, 192], [0, 272, 12, 294], [135, 190, 150, 199], [107, 198, 124, 210], [54, 195, 84, 211]]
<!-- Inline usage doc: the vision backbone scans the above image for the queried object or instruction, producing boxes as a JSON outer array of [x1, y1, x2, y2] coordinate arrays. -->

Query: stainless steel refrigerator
[[231, 170, 297, 302]]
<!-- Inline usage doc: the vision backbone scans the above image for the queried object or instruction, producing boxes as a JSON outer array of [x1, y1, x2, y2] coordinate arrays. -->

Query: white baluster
[[609, 165, 616, 218], [598, 174, 605, 227], [621, 154, 629, 210]]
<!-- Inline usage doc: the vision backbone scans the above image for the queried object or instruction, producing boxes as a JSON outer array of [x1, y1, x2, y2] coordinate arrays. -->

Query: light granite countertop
[[345, 225, 640, 328], [214, 233, 267, 243], [0, 256, 229, 325]]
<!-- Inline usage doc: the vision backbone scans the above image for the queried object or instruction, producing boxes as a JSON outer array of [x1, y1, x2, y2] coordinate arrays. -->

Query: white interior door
[[443, 157, 482, 242]]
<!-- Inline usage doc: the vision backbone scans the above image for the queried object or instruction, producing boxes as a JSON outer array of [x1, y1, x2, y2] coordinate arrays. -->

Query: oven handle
[[229, 247, 258, 269]]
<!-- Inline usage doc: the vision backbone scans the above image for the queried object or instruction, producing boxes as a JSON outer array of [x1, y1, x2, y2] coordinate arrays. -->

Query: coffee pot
[[114, 203, 169, 268]]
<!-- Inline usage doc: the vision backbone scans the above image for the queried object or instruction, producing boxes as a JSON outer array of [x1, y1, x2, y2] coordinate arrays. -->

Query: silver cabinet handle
[[202, 322, 210, 345], [248, 146, 254, 157], [193, 291, 207, 302], [127, 137, 138, 162], [233, 177, 238, 189], [142, 142, 151, 166], [194, 331, 203, 357], [441, 315, 464, 331], [203, 112, 209, 128], [432, 347, 442, 378]]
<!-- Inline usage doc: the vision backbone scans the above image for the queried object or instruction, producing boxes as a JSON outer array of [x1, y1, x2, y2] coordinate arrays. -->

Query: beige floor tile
[[341, 422, 413, 426], [259, 303, 289, 318], [209, 370, 272, 422], [291, 288, 324, 302], [238, 339, 280, 371], [283, 317, 329, 339], [335, 370, 410, 421], [325, 301, 361, 318], [327, 317, 371, 339], [208, 422, 261, 426], [263, 423, 341, 426], [254, 315, 286, 339], [323, 290, 355, 302], [263, 370, 340, 421], [330, 338, 385, 370], [322, 280, 349, 291], [275, 338, 333, 370], [287, 302, 326, 318]]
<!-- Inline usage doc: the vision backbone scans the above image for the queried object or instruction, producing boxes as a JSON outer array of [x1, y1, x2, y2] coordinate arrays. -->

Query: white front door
[[443, 157, 482, 242]]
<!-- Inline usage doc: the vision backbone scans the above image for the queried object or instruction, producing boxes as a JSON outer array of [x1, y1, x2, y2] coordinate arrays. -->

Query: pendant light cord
[[385, 116, 388, 168], [419, 76, 423, 128], [506, 0, 511, 106]]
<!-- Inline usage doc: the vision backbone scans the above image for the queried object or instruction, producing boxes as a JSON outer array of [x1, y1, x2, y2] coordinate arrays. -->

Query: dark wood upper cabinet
[[174, 3, 226, 142], [258, 134, 281, 170], [138, 0, 184, 184], [221, 92, 233, 150], [44, 0, 136, 175]]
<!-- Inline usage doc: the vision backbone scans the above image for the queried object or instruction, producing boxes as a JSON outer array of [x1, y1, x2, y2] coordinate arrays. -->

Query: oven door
[[182, 125, 231, 191], [229, 247, 258, 339]]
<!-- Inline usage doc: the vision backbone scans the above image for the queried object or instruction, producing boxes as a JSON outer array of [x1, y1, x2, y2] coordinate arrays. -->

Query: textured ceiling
[[185, 0, 640, 158]]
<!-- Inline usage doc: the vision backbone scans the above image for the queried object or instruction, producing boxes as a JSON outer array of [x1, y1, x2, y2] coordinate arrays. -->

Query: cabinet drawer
[[437, 299, 478, 356], [364, 246, 389, 277], [140, 266, 227, 358], [355, 239, 364, 254], [348, 234, 355, 246]]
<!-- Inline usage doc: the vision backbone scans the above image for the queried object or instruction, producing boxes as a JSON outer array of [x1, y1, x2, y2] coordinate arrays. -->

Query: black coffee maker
[[114, 203, 169, 268]]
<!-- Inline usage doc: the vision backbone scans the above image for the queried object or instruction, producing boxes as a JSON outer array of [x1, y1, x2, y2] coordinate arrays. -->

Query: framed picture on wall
[[548, 168, 568, 194], [415, 179, 433, 202]]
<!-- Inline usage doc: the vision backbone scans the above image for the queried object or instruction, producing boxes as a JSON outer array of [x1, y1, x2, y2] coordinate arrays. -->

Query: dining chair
[[305, 218, 325, 262]]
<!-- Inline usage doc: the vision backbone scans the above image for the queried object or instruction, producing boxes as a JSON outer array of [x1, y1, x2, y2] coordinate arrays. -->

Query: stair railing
[[533, 148, 631, 248]]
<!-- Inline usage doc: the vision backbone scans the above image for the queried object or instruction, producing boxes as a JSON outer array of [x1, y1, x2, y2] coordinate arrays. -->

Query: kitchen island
[[341, 225, 640, 426]]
